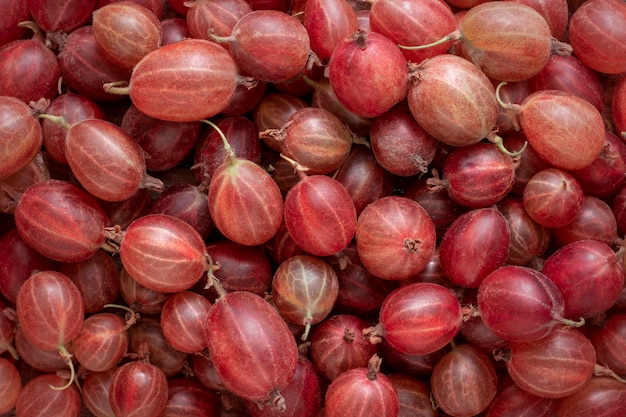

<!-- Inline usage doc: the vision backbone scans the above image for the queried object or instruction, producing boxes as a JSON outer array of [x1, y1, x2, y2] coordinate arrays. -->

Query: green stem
[[201, 119, 237, 165], [50, 345, 75, 391], [488, 131, 527, 157], [207, 28, 233, 44], [279, 153, 309, 180], [103, 81, 130, 96], [398, 30, 461, 51], [301, 314, 313, 341], [1, 342, 18, 360], [297, 341, 311, 353], [495, 81, 512, 109], [17, 21, 44, 43], [38, 113, 71, 130], [57, 76, 64, 96], [301, 75, 319, 90], [493, 81, 524, 125], [104, 304, 140, 329], [558, 316, 586, 328]]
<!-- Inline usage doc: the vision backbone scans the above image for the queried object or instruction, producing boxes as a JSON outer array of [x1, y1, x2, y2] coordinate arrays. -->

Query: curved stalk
[[50, 345, 75, 391], [38, 113, 71, 130], [201, 119, 237, 165], [398, 30, 461, 51], [104, 304, 140, 329], [103, 81, 130, 95], [488, 132, 528, 157]]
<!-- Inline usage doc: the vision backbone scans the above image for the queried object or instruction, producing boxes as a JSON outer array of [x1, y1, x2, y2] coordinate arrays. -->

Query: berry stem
[[398, 30, 461, 50], [301, 314, 313, 341], [558, 316, 586, 328], [594, 363, 626, 383], [104, 304, 140, 329], [495, 81, 522, 112], [488, 131, 527, 157], [38, 113, 71, 130], [50, 345, 75, 391], [103, 81, 130, 96], [202, 119, 237, 165], [301, 75, 319, 90], [279, 153, 310, 180], [207, 28, 233, 44], [17, 21, 44, 43]]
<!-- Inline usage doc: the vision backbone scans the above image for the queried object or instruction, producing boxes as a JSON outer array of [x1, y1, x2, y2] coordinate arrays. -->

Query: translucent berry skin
[[205, 291, 299, 403], [14, 179, 109, 263], [377, 282, 463, 355], [477, 266, 568, 342]]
